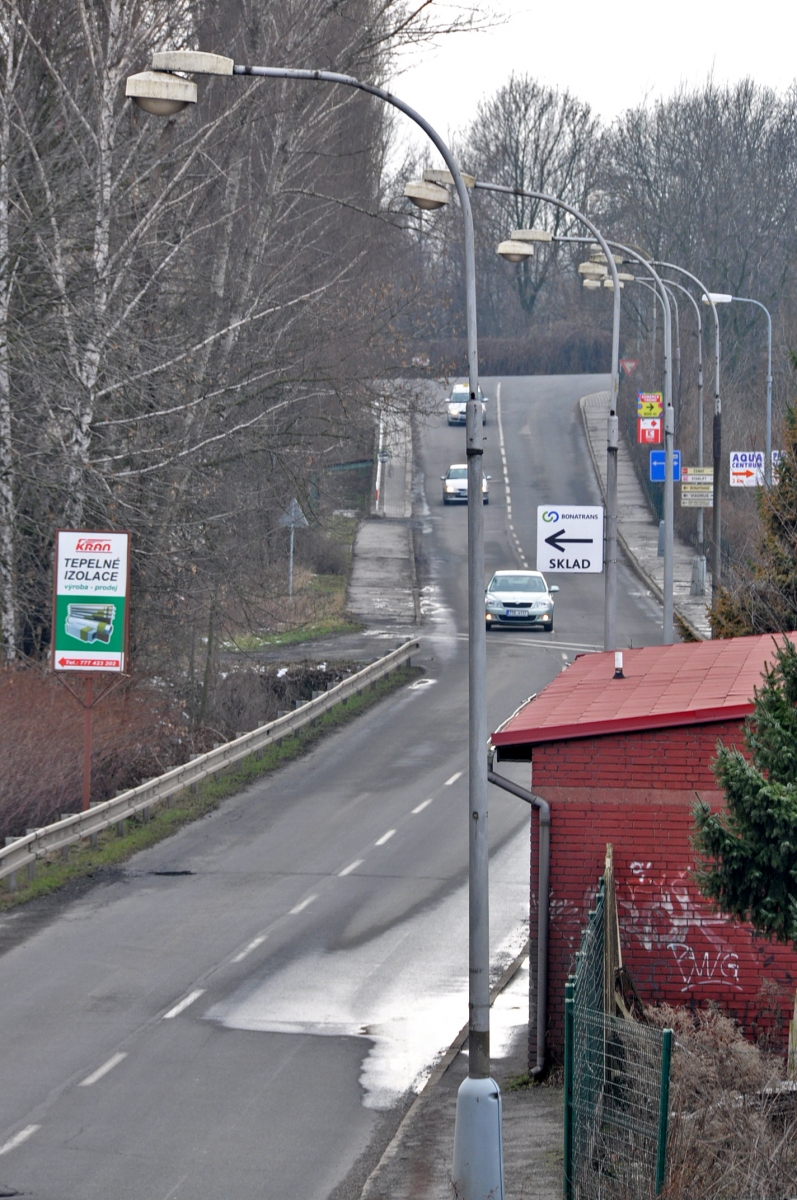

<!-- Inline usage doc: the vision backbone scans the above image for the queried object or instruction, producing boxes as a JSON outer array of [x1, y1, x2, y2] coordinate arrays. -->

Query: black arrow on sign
[[544, 529, 594, 554]]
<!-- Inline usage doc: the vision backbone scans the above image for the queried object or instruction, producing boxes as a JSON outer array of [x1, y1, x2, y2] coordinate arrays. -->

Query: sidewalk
[[580, 392, 712, 640], [346, 411, 419, 631], [360, 955, 563, 1200]]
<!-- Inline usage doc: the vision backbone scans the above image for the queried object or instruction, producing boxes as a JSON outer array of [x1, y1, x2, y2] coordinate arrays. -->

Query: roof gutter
[[488, 756, 550, 1078]]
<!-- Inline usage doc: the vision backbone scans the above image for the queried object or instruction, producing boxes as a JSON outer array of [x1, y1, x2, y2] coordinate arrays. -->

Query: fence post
[[655, 1027, 673, 1195], [564, 977, 575, 1200]]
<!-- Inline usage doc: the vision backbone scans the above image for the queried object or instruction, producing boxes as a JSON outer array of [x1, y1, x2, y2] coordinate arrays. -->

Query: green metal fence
[[564, 880, 673, 1200]]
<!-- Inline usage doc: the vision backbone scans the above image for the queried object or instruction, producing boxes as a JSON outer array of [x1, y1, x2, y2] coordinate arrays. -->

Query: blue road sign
[[650, 450, 681, 482]]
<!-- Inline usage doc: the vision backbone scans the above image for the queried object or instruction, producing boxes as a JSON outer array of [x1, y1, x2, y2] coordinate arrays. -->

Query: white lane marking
[[79, 1051, 128, 1086], [444, 771, 462, 786], [496, 384, 528, 568], [290, 894, 318, 914], [412, 799, 433, 814], [339, 859, 363, 877], [231, 936, 266, 964], [375, 829, 396, 846], [163, 989, 205, 1020], [0, 1125, 40, 1156]]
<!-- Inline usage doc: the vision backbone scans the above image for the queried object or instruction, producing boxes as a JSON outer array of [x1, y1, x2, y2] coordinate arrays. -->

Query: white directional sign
[[730, 451, 764, 487], [537, 506, 604, 573]]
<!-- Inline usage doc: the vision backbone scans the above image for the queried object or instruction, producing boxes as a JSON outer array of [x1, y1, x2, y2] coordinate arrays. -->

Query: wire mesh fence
[[565, 878, 673, 1200]]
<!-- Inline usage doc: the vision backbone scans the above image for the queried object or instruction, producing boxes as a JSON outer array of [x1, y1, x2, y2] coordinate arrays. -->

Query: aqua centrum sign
[[52, 530, 130, 672]]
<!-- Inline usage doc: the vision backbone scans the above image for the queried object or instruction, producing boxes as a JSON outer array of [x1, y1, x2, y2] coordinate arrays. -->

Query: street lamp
[[479, 189, 622, 652], [653, 262, 722, 591], [565, 235, 676, 644], [409, 172, 622, 650], [127, 51, 500, 1200], [704, 292, 773, 487]]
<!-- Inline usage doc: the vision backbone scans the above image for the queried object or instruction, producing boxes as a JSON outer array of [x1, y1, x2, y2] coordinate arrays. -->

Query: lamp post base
[[452, 1076, 504, 1200]]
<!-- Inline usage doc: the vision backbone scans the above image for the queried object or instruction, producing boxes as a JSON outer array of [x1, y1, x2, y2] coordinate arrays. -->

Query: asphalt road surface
[[0, 375, 664, 1200]]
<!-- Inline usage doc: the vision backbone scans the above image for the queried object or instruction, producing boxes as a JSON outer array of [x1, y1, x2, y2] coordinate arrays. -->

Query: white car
[[447, 382, 487, 426], [442, 464, 490, 504], [485, 570, 559, 631]]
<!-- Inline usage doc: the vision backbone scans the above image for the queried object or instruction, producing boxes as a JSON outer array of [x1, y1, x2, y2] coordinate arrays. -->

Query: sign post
[[279, 499, 309, 598], [52, 530, 130, 810], [536, 506, 604, 573]]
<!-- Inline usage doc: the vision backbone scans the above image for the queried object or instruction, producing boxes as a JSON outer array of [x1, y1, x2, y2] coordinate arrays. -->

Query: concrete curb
[[579, 393, 711, 641], [359, 940, 531, 1199]]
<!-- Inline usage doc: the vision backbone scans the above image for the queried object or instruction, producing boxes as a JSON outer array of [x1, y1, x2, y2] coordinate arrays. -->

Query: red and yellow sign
[[637, 391, 663, 418]]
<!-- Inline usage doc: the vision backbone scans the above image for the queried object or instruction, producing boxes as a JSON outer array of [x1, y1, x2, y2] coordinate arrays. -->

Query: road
[[0, 374, 664, 1200]]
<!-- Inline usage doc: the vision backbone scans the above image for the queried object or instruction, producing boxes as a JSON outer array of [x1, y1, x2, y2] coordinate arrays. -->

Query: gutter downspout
[[488, 762, 550, 1078]]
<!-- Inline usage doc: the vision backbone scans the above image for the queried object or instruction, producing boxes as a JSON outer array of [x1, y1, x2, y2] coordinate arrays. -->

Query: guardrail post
[[27, 860, 35, 883], [116, 819, 125, 837]]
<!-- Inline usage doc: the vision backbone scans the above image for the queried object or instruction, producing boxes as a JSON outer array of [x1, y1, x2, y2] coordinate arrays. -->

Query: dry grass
[[646, 1004, 797, 1200]]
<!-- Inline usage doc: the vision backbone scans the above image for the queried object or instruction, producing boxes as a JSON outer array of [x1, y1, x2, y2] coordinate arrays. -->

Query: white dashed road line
[[289, 894, 318, 915], [0, 1125, 39, 1156], [496, 383, 528, 568], [444, 771, 462, 786], [231, 936, 266, 963], [412, 799, 433, 814], [339, 859, 363, 877], [79, 1051, 128, 1086], [375, 829, 395, 846], [163, 990, 205, 1020]]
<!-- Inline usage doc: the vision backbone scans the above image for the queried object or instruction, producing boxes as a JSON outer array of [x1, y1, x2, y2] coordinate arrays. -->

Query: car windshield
[[451, 387, 484, 401], [447, 467, 467, 480], [489, 575, 546, 593]]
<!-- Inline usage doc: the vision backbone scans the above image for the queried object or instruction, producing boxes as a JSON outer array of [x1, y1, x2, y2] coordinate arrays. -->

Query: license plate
[[505, 610, 530, 617]]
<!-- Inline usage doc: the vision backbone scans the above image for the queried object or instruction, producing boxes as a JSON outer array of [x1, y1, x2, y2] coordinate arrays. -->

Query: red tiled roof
[[491, 633, 797, 748]]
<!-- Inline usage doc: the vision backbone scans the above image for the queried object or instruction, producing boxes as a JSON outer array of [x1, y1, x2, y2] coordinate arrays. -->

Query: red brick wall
[[531, 719, 745, 791], [529, 721, 797, 1060]]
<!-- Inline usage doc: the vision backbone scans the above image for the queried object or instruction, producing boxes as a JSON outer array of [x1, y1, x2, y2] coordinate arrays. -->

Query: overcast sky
[[390, 0, 796, 146]]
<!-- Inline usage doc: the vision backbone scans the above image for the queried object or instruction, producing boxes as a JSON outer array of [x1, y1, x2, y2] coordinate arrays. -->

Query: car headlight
[[445, 483, 458, 491], [485, 599, 502, 610]]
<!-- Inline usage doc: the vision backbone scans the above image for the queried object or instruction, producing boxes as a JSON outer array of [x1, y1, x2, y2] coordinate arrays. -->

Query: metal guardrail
[[0, 639, 420, 889]]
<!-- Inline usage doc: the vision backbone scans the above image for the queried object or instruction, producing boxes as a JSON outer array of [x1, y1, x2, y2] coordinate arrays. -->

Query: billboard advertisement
[[52, 531, 130, 672]]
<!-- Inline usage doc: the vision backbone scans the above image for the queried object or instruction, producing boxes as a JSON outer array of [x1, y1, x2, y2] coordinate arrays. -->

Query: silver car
[[485, 570, 559, 631], [447, 382, 487, 426], [442, 464, 490, 504]]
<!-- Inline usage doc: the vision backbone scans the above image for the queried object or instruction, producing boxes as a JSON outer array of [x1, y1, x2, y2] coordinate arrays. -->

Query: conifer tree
[[694, 637, 797, 945], [711, 404, 797, 637]]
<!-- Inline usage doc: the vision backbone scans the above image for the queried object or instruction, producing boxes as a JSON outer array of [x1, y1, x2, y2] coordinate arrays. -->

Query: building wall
[[529, 721, 797, 1059]]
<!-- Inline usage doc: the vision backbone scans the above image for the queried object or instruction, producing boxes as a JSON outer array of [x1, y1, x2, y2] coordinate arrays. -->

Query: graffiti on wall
[[620, 861, 741, 991]]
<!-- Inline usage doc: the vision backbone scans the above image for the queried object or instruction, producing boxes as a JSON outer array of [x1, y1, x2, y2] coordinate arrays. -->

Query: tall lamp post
[[705, 293, 773, 486], [424, 176, 622, 650], [558, 235, 676, 643], [661, 280, 706, 555], [652, 262, 722, 590], [127, 52, 500, 1200]]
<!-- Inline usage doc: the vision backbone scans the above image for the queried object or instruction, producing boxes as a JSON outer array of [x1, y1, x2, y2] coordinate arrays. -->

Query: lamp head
[[578, 261, 606, 279], [125, 70, 196, 115], [510, 228, 552, 243], [404, 180, 450, 211], [497, 239, 534, 263], [703, 292, 733, 305]]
